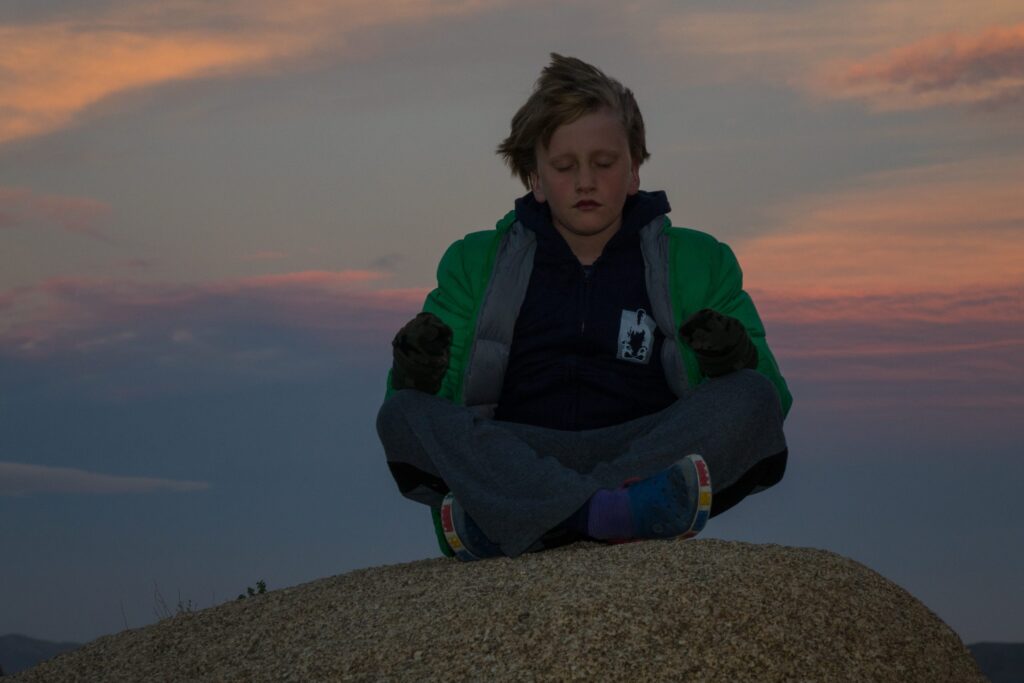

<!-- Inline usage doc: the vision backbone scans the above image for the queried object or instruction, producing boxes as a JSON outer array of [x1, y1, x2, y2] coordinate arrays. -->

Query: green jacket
[[387, 210, 792, 554]]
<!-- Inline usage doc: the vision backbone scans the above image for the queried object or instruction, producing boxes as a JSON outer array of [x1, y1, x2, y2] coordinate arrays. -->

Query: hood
[[513, 190, 671, 262]]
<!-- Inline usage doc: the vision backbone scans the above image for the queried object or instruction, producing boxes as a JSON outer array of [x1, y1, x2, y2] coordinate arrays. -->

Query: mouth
[[574, 200, 601, 209]]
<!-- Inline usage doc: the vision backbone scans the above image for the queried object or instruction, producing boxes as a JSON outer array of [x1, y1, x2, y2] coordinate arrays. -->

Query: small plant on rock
[[153, 581, 196, 621], [237, 579, 267, 600]]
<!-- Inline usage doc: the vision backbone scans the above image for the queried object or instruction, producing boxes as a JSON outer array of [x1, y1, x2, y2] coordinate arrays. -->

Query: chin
[[572, 219, 616, 235], [572, 225, 611, 237]]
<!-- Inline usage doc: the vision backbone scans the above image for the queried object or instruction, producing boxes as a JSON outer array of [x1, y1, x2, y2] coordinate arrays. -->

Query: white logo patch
[[617, 308, 655, 364]]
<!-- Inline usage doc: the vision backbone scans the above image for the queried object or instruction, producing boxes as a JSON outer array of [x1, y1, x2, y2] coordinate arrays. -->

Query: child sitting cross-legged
[[377, 54, 792, 561]]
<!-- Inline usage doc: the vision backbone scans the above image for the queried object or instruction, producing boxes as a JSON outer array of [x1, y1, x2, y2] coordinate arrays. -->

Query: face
[[531, 108, 640, 250]]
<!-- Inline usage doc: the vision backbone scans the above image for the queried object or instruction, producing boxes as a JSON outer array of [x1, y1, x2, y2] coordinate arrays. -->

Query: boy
[[377, 54, 791, 561]]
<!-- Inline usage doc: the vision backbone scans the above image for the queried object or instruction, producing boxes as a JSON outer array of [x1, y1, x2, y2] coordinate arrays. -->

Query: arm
[[384, 238, 479, 404], [382, 238, 482, 559], [385, 227, 504, 404], [703, 241, 793, 418], [667, 227, 793, 419]]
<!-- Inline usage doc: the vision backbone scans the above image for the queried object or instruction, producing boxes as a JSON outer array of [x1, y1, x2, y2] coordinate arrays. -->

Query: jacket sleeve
[[705, 242, 793, 418], [384, 238, 479, 405], [382, 238, 480, 560]]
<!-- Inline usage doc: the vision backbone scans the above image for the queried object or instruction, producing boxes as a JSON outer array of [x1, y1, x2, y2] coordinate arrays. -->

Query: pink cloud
[[229, 270, 387, 288], [0, 269, 426, 358], [737, 155, 1024, 296], [732, 153, 1024, 408], [816, 23, 1024, 110], [654, 3, 1024, 92], [3, 264, 1020, 417], [0, 268, 431, 399], [750, 283, 1024, 417], [0, 186, 112, 238], [748, 286, 1024, 326]]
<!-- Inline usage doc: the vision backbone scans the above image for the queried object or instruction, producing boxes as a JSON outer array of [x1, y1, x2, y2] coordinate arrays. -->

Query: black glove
[[391, 312, 453, 393], [678, 308, 758, 378]]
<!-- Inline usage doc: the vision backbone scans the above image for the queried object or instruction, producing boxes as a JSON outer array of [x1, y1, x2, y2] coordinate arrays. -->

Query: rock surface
[[14, 540, 984, 682]]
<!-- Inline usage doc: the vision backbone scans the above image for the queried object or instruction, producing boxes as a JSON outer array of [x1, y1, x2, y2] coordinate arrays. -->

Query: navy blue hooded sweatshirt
[[494, 190, 678, 430]]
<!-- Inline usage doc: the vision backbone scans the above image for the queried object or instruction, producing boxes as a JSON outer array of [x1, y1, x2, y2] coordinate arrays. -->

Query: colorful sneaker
[[440, 493, 504, 562], [625, 454, 712, 540]]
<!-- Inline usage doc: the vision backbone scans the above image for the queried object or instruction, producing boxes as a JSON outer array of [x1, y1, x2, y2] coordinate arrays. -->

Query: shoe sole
[[440, 493, 481, 562], [679, 454, 712, 540]]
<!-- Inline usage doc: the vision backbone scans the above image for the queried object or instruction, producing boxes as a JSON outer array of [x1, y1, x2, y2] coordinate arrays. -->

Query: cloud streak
[[0, 269, 423, 354], [730, 152, 1024, 412], [656, 2, 1024, 102], [756, 286, 1024, 415], [0, 268, 426, 398], [0, 262, 1019, 414], [0, 186, 112, 238], [817, 23, 1024, 111], [0, 0, 508, 144], [0, 461, 209, 496], [737, 155, 1024, 295]]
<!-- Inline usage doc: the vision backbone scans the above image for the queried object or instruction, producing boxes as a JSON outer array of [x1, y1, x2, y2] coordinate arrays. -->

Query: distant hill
[[0, 634, 81, 676], [969, 642, 1024, 683]]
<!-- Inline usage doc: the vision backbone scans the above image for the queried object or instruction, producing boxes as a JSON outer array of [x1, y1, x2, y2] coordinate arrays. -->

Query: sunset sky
[[2, 0, 1022, 646]]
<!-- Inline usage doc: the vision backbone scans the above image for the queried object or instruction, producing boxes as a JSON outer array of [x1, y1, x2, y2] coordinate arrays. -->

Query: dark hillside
[[969, 642, 1024, 683], [0, 635, 80, 676]]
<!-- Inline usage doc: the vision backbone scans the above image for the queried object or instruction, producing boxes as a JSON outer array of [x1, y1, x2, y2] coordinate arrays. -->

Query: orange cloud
[[0, 21, 298, 144], [0, 0, 505, 144], [736, 155, 1024, 296], [817, 23, 1024, 110], [0, 186, 112, 238], [655, 3, 1024, 93]]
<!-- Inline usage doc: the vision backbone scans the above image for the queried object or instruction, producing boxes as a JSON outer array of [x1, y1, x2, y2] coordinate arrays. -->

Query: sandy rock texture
[[14, 539, 984, 682]]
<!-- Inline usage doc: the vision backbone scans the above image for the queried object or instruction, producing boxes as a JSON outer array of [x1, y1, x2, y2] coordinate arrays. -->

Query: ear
[[530, 172, 546, 203], [627, 162, 640, 195]]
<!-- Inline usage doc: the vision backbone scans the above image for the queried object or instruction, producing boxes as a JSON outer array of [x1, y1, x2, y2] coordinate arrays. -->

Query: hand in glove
[[391, 312, 453, 393], [678, 308, 758, 378]]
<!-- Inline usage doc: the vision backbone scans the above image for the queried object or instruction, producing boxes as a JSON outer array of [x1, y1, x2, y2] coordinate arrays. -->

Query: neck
[[554, 222, 621, 266]]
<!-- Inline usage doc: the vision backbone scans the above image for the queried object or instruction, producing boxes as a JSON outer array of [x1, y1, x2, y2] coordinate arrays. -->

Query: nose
[[576, 166, 595, 192]]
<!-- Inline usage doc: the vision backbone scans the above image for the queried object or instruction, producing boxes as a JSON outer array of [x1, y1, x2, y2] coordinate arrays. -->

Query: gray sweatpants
[[377, 369, 787, 557]]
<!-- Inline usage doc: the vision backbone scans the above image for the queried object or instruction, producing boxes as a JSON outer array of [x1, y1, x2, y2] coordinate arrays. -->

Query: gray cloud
[[0, 270, 422, 400], [0, 461, 209, 496], [368, 253, 404, 271]]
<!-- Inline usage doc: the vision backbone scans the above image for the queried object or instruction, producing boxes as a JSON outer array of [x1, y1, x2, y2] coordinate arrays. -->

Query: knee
[[376, 390, 417, 445], [704, 370, 783, 430], [733, 370, 783, 422]]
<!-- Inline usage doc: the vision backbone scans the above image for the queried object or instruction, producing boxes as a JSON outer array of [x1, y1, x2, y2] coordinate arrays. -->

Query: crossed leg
[[377, 369, 787, 557]]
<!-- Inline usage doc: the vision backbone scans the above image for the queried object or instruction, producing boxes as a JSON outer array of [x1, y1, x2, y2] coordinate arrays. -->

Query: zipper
[[580, 265, 593, 334], [574, 263, 594, 430]]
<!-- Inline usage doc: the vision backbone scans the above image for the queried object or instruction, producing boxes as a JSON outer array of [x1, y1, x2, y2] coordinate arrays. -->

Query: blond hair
[[497, 54, 650, 189]]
